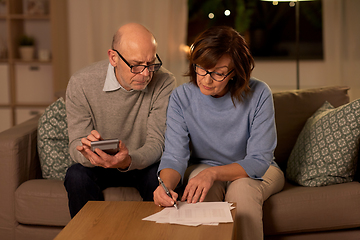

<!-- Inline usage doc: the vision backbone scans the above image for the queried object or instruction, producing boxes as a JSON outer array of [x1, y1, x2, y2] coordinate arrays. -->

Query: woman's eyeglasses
[[193, 64, 234, 82]]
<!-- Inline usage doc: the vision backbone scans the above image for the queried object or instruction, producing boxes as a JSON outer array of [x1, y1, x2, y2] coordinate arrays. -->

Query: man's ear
[[108, 49, 117, 67]]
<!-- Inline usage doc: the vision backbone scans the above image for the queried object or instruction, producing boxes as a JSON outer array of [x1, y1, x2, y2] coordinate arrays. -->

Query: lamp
[[261, 0, 313, 89]]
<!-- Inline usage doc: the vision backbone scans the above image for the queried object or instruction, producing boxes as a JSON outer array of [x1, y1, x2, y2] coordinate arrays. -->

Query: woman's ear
[[108, 49, 117, 67]]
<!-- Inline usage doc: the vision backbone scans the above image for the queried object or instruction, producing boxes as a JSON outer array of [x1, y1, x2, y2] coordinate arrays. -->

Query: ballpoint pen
[[157, 176, 178, 209]]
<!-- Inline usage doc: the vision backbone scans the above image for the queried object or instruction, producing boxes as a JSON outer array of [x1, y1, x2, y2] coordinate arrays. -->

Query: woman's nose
[[204, 74, 213, 84]]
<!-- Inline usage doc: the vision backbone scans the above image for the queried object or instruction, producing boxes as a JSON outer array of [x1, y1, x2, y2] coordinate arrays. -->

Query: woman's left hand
[[181, 168, 216, 203]]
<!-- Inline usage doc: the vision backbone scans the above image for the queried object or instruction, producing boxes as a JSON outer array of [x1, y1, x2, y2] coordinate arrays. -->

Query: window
[[187, 0, 323, 60]]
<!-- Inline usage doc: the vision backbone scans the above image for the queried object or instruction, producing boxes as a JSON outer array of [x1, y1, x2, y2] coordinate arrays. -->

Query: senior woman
[[153, 26, 285, 240]]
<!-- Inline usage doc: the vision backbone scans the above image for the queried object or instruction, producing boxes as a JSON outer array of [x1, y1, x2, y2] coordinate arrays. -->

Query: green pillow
[[37, 98, 74, 180], [286, 99, 360, 187]]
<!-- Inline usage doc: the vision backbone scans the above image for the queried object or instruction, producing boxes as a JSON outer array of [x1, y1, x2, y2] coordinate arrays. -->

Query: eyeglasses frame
[[193, 64, 234, 82], [112, 49, 162, 74]]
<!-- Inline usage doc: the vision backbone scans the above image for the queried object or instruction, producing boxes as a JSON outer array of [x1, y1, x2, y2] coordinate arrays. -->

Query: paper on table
[[143, 201, 234, 226]]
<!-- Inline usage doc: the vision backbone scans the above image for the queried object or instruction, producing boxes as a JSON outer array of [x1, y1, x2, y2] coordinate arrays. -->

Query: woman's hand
[[153, 169, 181, 207], [181, 168, 216, 203], [153, 185, 178, 207], [182, 164, 248, 203]]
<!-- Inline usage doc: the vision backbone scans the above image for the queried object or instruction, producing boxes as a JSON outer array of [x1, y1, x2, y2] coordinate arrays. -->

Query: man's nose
[[140, 67, 150, 76]]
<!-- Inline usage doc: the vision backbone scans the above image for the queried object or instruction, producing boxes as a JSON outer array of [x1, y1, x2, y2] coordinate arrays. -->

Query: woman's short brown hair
[[186, 26, 255, 103]]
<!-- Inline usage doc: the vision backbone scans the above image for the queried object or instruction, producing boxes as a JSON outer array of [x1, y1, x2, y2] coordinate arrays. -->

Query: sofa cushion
[[37, 98, 74, 180], [14, 179, 142, 226], [263, 181, 360, 235], [15, 179, 71, 226], [273, 86, 350, 171], [286, 99, 360, 187]]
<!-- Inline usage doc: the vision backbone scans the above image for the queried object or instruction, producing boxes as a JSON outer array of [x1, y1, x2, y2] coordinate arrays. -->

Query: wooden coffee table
[[54, 201, 235, 240]]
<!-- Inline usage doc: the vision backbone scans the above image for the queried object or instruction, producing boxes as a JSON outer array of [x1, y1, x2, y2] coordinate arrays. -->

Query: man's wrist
[[117, 155, 132, 171]]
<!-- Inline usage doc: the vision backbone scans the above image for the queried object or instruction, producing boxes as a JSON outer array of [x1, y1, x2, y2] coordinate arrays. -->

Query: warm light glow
[[224, 10, 231, 16], [261, 0, 315, 6], [179, 44, 190, 56], [261, 0, 315, 1], [208, 13, 215, 19]]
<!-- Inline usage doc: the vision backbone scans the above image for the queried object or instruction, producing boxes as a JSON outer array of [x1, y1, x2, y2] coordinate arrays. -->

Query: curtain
[[340, 0, 360, 100], [323, 0, 360, 100], [68, 0, 188, 86]]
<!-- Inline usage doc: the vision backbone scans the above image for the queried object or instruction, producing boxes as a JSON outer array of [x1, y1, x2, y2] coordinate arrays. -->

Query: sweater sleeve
[[157, 86, 191, 180], [66, 74, 94, 167], [236, 84, 277, 179], [127, 73, 176, 170]]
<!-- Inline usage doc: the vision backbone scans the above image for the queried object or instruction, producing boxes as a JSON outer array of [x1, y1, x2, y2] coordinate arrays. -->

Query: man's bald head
[[108, 23, 160, 91], [112, 23, 157, 52]]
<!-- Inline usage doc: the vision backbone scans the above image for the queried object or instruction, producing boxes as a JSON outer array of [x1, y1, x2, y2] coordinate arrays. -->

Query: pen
[[157, 176, 178, 209]]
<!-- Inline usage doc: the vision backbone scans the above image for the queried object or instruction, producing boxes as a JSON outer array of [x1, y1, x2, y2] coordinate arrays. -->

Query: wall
[[67, 0, 359, 100], [67, 0, 188, 86], [251, 0, 360, 101]]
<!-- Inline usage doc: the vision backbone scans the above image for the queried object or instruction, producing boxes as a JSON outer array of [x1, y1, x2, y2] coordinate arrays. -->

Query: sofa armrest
[[0, 115, 42, 237], [0, 115, 42, 184]]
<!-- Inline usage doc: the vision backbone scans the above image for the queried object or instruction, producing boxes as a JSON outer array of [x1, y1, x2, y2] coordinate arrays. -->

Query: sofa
[[0, 86, 359, 240]]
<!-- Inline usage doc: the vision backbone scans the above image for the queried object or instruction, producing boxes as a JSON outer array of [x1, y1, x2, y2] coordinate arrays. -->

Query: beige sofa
[[1, 86, 360, 240]]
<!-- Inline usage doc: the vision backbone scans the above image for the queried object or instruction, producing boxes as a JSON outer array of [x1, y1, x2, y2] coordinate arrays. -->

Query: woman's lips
[[202, 84, 212, 90]]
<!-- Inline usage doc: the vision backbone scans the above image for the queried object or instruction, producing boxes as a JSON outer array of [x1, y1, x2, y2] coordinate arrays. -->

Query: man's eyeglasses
[[113, 49, 162, 74], [193, 64, 234, 82]]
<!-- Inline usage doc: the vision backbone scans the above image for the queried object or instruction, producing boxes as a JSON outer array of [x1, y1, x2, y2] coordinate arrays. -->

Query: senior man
[[64, 23, 175, 218]]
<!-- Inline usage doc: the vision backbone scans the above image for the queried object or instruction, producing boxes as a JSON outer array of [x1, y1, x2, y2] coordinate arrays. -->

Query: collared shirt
[[102, 63, 134, 92]]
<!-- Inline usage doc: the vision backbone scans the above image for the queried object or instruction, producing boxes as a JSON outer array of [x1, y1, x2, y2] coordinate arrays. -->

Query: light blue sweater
[[158, 78, 278, 180]]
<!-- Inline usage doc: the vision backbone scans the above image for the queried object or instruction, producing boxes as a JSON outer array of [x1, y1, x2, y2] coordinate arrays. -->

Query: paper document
[[143, 202, 234, 226]]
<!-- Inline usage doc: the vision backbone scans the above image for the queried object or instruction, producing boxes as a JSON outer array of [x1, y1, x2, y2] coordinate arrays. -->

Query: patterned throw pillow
[[38, 98, 74, 180], [286, 99, 360, 187]]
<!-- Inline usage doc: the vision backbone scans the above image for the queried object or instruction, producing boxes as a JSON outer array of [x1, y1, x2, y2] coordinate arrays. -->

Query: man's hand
[[77, 130, 132, 169], [76, 130, 102, 157], [181, 168, 216, 203]]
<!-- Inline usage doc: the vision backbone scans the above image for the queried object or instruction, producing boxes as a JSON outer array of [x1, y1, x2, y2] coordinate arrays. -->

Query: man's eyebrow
[[131, 57, 157, 65]]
